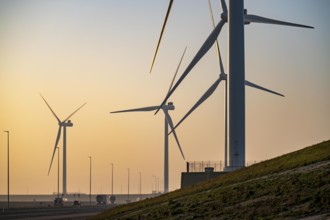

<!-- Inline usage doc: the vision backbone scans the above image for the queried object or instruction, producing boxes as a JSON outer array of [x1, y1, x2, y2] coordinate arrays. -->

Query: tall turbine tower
[[228, 0, 245, 169], [40, 94, 86, 195]]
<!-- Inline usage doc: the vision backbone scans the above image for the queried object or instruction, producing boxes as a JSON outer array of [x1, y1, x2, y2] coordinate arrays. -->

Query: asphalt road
[[0, 205, 111, 220]]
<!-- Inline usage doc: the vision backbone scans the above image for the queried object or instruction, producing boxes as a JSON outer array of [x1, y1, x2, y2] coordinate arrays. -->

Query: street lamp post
[[127, 168, 130, 203], [157, 177, 159, 193], [57, 147, 60, 199], [88, 156, 92, 205], [111, 163, 113, 196], [139, 172, 141, 200], [152, 175, 156, 193], [109, 163, 116, 204], [4, 131, 9, 208]]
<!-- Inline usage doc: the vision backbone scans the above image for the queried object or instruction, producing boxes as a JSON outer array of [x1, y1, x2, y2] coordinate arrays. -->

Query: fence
[[186, 160, 259, 173]]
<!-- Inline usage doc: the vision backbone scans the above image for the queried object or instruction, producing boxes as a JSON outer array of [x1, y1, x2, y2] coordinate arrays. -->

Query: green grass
[[91, 140, 330, 220]]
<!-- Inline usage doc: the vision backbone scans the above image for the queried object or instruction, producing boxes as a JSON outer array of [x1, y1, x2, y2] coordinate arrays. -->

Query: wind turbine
[[169, 0, 284, 168], [111, 48, 187, 193], [154, 0, 313, 169], [40, 94, 86, 195]]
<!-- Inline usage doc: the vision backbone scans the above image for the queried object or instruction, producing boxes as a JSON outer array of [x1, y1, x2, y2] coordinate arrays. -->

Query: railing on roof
[[186, 160, 259, 173]]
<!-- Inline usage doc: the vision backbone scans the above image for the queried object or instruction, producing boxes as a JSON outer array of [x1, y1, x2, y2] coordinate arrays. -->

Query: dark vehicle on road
[[96, 194, 108, 205], [54, 197, 64, 206], [110, 195, 116, 204], [73, 200, 81, 206]]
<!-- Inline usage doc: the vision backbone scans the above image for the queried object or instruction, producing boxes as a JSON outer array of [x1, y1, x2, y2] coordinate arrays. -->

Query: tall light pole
[[110, 163, 113, 196], [88, 156, 92, 205], [139, 172, 141, 200], [57, 147, 60, 199], [4, 131, 9, 208], [127, 168, 130, 203], [152, 175, 156, 193], [157, 177, 160, 193]]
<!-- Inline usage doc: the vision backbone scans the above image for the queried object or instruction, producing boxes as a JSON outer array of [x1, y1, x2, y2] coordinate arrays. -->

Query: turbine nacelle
[[220, 73, 227, 80], [59, 120, 73, 127], [244, 9, 251, 25], [220, 9, 249, 24], [165, 102, 175, 111]]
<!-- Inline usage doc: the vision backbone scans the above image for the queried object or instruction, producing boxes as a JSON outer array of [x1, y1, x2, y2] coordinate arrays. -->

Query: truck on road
[[96, 194, 108, 205]]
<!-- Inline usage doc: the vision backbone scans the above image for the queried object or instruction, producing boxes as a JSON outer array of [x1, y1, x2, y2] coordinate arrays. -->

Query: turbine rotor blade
[[155, 19, 226, 115], [48, 126, 62, 175], [245, 80, 284, 97], [167, 47, 187, 95], [170, 78, 222, 134], [111, 106, 159, 114], [63, 102, 87, 122], [40, 94, 61, 123], [150, 0, 174, 73], [245, 14, 314, 29], [163, 109, 185, 160], [208, 0, 225, 74], [220, 0, 228, 14]]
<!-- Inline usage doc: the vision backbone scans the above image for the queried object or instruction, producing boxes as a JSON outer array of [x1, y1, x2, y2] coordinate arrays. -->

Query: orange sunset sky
[[0, 0, 329, 195]]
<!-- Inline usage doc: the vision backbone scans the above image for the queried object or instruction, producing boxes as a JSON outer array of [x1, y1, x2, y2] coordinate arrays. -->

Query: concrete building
[[181, 162, 228, 188]]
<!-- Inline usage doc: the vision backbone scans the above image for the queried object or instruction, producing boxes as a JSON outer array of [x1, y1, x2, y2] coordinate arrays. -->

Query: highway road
[[0, 205, 111, 220]]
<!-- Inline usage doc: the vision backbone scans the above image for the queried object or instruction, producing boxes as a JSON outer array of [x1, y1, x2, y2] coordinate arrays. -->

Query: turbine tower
[[111, 48, 187, 192], [228, 0, 245, 169], [153, 0, 313, 170], [40, 94, 86, 195]]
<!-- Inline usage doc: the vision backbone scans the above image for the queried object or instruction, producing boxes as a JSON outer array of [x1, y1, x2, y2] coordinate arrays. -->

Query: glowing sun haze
[[0, 0, 329, 195]]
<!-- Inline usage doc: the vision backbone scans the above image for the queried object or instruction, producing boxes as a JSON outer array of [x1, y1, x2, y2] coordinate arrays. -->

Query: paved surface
[[0, 205, 111, 220]]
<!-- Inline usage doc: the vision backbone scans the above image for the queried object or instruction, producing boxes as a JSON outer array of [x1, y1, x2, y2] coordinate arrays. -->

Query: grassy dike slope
[[92, 140, 330, 219]]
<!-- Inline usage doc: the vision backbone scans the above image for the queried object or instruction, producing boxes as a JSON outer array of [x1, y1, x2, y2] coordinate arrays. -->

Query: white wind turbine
[[169, 0, 284, 168], [154, 0, 313, 169], [40, 94, 86, 195], [111, 48, 187, 193]]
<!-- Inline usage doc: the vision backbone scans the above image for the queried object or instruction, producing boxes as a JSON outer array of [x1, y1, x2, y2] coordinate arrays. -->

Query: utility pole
[[157, 177, 160, 193], [4, 131, 10, 208], [57, 147, 60, 198], [152, 175, 156, 193], [111, 163, 114, 196], [127, 168, 130, 203], [139, 172, 141, 200], [89, 156, 92, 205]]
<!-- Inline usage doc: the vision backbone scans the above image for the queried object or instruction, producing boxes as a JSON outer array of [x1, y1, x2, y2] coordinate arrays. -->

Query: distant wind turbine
[[111, 48, 187, 193], [40, 94, 86, 195], [169, 0, 284, 168]]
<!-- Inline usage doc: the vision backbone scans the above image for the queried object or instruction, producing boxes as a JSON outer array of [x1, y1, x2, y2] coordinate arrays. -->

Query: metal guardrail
[[186, 161, 259, 173]]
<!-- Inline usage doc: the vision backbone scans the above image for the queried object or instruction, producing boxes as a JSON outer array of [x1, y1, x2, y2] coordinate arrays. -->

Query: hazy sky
[[0, 0, 329, 195]]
